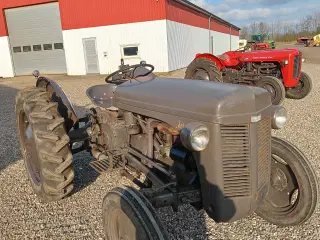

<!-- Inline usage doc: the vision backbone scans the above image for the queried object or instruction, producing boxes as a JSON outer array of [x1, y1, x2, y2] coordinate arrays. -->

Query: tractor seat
[[217, 54, 229, 60], [216, 54, 239, 67], [86, 84, 118, 110]]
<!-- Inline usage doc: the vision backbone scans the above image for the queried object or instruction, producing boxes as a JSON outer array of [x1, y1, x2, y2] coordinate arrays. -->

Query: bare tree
[[240, 26, 249, 39], [312, 12, 320, 33], [249, 22, 258, 34], [240, 10, 320, 43], [258, 22, 269, 37]]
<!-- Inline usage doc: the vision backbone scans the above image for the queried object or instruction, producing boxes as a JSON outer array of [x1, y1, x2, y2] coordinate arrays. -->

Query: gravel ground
[[0, 63, 320, 240]]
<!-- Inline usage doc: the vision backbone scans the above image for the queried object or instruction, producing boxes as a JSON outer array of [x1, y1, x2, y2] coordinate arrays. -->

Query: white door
[[5, 2, 67, 75], [83, 38, 99, 74]]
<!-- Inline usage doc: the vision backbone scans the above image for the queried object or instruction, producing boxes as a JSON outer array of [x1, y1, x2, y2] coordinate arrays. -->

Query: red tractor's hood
[[223, 48, 300, 62]]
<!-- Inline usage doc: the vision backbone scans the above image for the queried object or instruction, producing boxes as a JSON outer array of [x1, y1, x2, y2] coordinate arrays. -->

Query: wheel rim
[[107, 208, 137, 240], [19, 111, 41, 186], [263, 154, 299, 214], [192, 69, 210, 80]]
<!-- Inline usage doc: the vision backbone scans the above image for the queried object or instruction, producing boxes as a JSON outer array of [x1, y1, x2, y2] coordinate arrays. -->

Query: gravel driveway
[[0, 64, 319, 240]]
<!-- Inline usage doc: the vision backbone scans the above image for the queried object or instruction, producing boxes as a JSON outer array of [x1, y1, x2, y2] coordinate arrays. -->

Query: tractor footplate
[[89, 154, 125, 173]]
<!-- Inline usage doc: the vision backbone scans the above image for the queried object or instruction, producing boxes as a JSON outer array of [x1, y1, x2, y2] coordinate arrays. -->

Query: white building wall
[[211, 31, 239, 55], [62, 20, 169, 75], [166, 20, 240, 71], [167, 20, 209, 71], [0, 36, 14, 78], [231, 35, 239, 51]]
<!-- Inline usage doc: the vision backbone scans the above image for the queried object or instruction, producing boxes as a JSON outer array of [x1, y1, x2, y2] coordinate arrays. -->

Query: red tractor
[[252, 42, 270, 50], [185, 49, 312, 105]]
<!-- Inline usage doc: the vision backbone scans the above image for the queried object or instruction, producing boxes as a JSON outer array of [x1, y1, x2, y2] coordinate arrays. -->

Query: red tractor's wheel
[[285, 71, 312, 100], [185, 58, 223, 82], [255, 76, 286, 105]]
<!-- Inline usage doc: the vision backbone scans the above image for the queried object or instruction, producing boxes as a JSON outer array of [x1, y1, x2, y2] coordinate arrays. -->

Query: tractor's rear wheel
[[255, 76, 286, 105], [185, 58, 223, 82], [16, 87, 74, 202], [286, 72, 313, 100]]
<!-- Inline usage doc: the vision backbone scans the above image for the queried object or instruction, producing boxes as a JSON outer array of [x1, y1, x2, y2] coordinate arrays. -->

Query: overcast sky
[[190, 0, 319, 27]]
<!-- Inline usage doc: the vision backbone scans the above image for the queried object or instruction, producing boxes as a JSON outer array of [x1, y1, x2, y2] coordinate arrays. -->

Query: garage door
[[5, 2, 67, 76]]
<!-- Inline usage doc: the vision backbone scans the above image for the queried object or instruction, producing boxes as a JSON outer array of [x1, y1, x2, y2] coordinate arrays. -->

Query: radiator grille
[[293, 54, 301, 79], [221, 124, 250, 197], [257, 118, 271, 187]]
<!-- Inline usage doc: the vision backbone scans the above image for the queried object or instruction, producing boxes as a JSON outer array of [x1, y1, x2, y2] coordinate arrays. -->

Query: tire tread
[[16, 87, 74, 202]]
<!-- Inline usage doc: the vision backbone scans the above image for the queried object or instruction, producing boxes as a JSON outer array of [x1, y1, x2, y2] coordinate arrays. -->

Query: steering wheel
[[105, 63, 155, 85]]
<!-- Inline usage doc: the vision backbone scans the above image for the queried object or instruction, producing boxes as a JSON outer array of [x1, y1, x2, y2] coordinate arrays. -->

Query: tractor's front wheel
[[16, 87, 74, 202], [255, 76, 286, 105], [256, 137, 318, 226], [286, 71, 313, 100], [184, 58, 223, 82], [102, 186, 169, 240]]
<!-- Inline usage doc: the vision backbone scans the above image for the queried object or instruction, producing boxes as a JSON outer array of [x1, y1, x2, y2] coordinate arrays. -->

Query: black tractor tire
[[255, 76, 286, 105], [256, 137, 319, 226], [16, 87, 74, 202], [102, 186, 169, 240], [285, 71, 313, 100], [184, 58, 223, 82]]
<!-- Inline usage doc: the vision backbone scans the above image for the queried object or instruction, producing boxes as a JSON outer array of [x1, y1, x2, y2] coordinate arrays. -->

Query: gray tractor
[[16, 61, 318, 239]]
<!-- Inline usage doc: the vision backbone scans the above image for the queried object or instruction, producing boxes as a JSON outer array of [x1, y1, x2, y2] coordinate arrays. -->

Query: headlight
[[271, 106, 287, 129], [180, 123, 210, 151], [283, 59, 289, 65]]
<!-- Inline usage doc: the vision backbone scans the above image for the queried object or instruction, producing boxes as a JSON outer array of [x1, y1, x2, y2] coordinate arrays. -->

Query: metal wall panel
[[5, 2, 67, 75], [167, 20, 209, 71], [83, 38, 99, 74], [167, 20, 240, 71]]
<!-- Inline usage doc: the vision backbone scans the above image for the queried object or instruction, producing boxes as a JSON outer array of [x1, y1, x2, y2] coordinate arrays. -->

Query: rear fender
[[195, 53, 225, 70], [36, 77, 78, 131]]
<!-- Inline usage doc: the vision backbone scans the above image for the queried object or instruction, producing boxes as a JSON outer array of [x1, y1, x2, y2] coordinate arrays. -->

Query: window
[[121, 44, 140, 58], [23, 46, 31, 52], [33, 45, 42, 51], [54, 43, 64, 50], [13, 47, 22, 53], [123, 46, 139, 57], [43, 44, 53, 50]]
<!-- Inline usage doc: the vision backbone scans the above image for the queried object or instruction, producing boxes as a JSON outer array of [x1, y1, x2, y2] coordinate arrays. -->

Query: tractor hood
[[226, 48, 300, 62], [114, 77, 271, 123]]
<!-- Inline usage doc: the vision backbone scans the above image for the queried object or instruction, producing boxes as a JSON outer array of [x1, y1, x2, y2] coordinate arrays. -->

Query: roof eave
[[173, 0, 241, 31]]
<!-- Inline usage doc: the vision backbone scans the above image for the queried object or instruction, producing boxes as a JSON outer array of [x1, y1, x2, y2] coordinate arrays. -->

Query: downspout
[[209, 15, 212, 54], [229, 26, 232, 51]]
